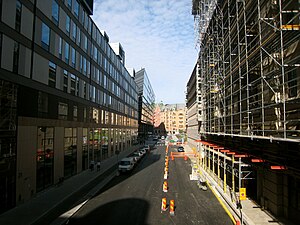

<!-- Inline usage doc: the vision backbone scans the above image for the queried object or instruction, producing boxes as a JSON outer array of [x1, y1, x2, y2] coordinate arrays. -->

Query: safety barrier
[[170, 200, 175, 215], [163, 181, 168, 192], [161, 198, 167, 211]]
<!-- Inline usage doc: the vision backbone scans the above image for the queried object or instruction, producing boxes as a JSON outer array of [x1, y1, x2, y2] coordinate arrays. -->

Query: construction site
[[188, 0, 300, 223]]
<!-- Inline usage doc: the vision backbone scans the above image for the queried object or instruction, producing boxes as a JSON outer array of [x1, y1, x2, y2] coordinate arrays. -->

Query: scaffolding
[[193, 0, 300, 141]]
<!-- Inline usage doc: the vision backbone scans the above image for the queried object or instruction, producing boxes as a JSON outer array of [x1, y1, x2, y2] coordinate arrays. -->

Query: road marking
[[190, 193, 200, 208]]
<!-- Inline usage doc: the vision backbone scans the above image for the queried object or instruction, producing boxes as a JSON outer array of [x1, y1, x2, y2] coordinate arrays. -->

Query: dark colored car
[[177, 146, 185, 152]]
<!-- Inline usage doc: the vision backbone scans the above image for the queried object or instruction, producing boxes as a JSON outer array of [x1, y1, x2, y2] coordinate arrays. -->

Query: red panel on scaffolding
[[251, 159, 265, 163], [220, 150, 230, 153], [270, 165, 287, 170]]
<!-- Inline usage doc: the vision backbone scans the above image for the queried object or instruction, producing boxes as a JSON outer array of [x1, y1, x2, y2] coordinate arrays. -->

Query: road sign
[[240, 188, 246, 200]]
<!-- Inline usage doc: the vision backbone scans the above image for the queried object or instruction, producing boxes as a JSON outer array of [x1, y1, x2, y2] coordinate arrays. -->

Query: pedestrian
[[90, 160, 95, 171], [96, 161, 101, 171]]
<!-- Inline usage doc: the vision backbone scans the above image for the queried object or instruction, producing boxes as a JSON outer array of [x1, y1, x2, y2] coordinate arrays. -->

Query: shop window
[[36, 127, 54, 192], [64, 128, 77, 178]]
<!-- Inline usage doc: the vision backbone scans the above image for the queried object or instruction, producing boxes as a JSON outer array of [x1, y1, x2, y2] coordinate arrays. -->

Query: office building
[[134, 68, 155, 141], [0, 0, 138, 213]]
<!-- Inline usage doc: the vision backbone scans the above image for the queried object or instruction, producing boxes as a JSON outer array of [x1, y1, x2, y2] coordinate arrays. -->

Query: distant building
[[160, 104, 186, 134], [134, 68, 155, 140]]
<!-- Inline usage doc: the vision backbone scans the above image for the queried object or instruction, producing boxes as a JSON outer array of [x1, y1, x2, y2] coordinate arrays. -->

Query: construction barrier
[[164, 167, 168, 173], [170, 200, 175, 215], [164, 172, 168, 179], [163, 181, 168, 192], [161, 198, 167, 211]]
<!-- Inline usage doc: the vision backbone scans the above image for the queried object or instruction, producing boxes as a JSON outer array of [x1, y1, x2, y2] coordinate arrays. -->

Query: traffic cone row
[[161, 147, 175, 216]]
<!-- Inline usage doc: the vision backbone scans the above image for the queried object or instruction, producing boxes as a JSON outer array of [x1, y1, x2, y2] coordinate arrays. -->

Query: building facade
[[0, 0, 139, 214], [191, 0, 300, 223], [160, 104, 186, 134], [186, 64, 198, 148], [134, 68, 155, 141]]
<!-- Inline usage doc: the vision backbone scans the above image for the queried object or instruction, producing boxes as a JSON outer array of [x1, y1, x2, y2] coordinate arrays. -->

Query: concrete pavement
[[0, 145, 142, 225]]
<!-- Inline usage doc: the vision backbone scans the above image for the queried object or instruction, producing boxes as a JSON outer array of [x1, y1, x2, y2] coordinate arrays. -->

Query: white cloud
[[92, 0, 198, 104]]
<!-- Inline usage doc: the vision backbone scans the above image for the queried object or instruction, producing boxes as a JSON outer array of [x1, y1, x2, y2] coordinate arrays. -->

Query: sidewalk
[[184, 144, 294, 225], [0, 145, 141, 225]]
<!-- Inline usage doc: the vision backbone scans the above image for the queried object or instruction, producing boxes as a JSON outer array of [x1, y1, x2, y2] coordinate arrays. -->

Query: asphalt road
[[66, 145, 233, 225]]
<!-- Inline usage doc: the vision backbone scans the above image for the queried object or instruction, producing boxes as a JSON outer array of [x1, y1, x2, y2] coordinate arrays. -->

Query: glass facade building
[[0, 0, 138, 214], [135, 68, 155, 141]]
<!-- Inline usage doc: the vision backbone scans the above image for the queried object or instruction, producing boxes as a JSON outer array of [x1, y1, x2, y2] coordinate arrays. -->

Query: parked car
[[131, 152, 142, 161], [177, 146, 185, 152], [140, 149, 147, 155], [118, 158, 135, 173]]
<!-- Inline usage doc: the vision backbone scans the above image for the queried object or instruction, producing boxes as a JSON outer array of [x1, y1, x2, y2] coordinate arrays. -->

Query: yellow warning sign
[[240, 188, 246, 200]]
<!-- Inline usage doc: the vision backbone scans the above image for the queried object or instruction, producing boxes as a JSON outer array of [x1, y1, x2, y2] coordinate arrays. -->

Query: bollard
[[161, 198, 167, 211], [184, 155, 187, 161], [163, 181, 168, 192], [236, 220, 240, 225], [170, 200, 175, 215]]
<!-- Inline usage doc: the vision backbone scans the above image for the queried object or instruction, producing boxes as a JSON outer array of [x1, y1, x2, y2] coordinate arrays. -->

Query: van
[[118, 157, 135, 173]]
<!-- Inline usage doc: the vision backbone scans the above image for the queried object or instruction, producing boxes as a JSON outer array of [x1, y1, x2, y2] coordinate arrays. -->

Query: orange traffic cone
[[170, 200, 175, 215], [163, 181, 168, 192], [161, 198, 167, 211]]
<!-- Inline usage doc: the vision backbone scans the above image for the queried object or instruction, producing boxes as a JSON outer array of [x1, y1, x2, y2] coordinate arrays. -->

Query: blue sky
[[92, 0, 198, 104]]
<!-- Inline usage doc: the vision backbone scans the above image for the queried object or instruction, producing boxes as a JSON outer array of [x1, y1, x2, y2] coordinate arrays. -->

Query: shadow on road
[[66, 198, 149, 225]]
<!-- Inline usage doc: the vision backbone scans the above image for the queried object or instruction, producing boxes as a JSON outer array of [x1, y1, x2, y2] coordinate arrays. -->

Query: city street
[[66, 145, 233, 225]]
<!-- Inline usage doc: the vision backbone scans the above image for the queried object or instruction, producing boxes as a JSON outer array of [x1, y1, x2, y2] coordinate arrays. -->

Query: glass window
[[71, 47, 75, 67], [66, 15, 70, 33], [82, 128, 88, 170], [48, 61, 56, 88], [83, 57, 86, 74], [63, 70, 68, 92], [65, 42, 69, 63], [58, 102, 68, 120], [64, 128, 77, 178], [72, 22, 76, 40], [13, 42, 19, 73], [36, 127, 54, 192], [15, 0, 21, 32], [52, 0, 59, 24], [74, 0, 79, 17], [84, 35, 87, 50], [73, 106, 77, 121], [58, 36, 62, 58], [67, 0, 72, 9], [41, 23, 50, 50]]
